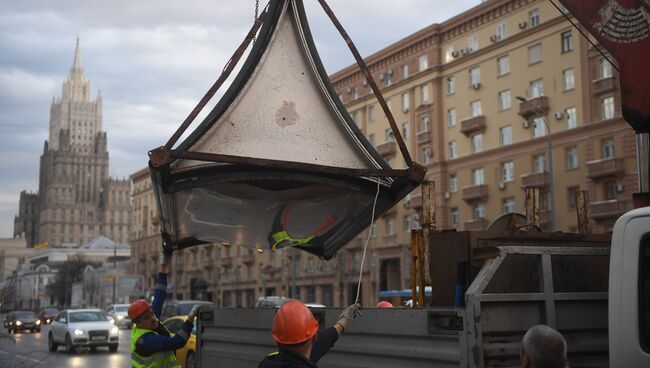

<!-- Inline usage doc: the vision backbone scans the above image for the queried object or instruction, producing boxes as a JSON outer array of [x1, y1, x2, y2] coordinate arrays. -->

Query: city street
[[0, 325, 131, 368]]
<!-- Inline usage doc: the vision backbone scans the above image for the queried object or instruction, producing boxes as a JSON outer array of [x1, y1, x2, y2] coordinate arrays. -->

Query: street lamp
[[516, 96, 557, 231]]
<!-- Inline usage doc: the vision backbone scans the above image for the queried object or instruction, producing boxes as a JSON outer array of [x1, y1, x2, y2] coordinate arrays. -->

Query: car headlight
[[74, 329, 84, 336], [109, 318, 115, 324], [117, 315, 124, 320], [46, 319, 51, 323], [15, 321, 21, 326], [35, 320, 41, 325], [111, 326, 119, 334]]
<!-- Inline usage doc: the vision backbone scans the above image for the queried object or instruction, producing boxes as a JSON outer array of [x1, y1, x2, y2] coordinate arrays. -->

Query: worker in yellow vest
[[129, 250, 199, 368]]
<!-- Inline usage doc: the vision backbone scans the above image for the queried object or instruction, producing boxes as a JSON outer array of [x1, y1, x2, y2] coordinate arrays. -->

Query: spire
[[70, 36, 83, 74]]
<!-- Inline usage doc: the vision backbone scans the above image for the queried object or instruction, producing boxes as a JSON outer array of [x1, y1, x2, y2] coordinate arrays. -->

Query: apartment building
[[130, 0, 636, 307]]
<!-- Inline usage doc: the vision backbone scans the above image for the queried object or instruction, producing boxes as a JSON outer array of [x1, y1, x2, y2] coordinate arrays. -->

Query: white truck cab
[[609, 207, 650, 367]]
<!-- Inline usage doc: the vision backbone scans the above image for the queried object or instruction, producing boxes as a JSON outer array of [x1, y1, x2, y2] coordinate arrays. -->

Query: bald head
[[520, 325, 567, 368]]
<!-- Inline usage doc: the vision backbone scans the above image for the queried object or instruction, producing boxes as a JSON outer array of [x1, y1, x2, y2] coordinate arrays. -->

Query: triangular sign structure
[[149, 0, 425, 260]]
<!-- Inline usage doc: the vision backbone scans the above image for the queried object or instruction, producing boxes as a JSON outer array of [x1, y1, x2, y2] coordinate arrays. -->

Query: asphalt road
[[0, 325, 131, 368]]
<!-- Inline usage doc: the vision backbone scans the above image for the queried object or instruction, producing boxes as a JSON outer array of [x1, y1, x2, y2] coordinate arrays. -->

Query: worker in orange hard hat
[[129, 249, 200, 368], [258, 299, 361, 367], [377, 300, 393, 308]]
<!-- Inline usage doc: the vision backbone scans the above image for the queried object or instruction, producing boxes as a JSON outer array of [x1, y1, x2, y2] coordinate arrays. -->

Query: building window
[[367, 105, 375, 124], [473, 168, 485, 185], [533, 154, 546, 173], [469, 35, 479, 51], [370, 223, 376, 238], [498, 89, 512, 111], [604, 180, 617, 200], [500, 125, 513, 146], [350, 87, 358, 100], [528, 43, 542, 64], [420, 85, 429, 103], [448, 140, 458, 159], [447, 76, 456, 94], [561, 31, 573, 53], [420, 116, 430, 133], [530, 79, 544, 97], [568, 186, 579, 209], [474, 203, 486, 220], [384, 71, 393, 87], [497, 55, 510, 76], [566, 107, 577, 129], [530, 9, 540, 27], [448, 108, 457, 127], [450, 208, 460, 227], [563, 68, 575, 90], [496, 23, 507, 41], [566, 147, 579, 169], [403, 215, 412, 232], [401, 64, 409, 79], [401, 92, 410, 112], [385, 128, 395, 142], [470, 100, 482, 117], [450, 174, 458, 193], [386, 98, 392, 111], [540, 191, 550, 211], [352, 110, 360, 126], [602, 138, 615, 159], [386, 218, 395, 235], [402, 122, 409, 139], [368, 133, 375, 146], [421, 147, 432, 164], [532, 117, 546, 138], [469, 67, 481, 86], [503, 161, 515, 182], [503, 197, 516, 213], [471, 133, 484, 153], [601, 58, 613, 78], [419, 55, 428, 72], [602, 96, 615, 120]]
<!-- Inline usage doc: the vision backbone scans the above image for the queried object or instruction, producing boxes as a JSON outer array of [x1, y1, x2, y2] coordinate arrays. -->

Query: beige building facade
[[130, 0, 635, 307]]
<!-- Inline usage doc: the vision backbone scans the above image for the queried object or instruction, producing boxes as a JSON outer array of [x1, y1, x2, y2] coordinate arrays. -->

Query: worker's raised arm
[[151, 249, 173, 317]]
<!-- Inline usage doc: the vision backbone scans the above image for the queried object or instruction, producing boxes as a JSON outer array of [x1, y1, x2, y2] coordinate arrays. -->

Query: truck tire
[[186, 351, 197, 368], [109, 343, 118, 352], [48, 333, 58, 352]]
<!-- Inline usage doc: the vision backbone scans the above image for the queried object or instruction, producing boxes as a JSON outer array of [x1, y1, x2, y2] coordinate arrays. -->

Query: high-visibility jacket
[[130, 325, 181, 368]]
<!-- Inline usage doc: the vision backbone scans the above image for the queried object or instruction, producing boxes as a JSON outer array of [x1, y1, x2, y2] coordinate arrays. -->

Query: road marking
[[0, 350, 8, 354], [16, 354, 39, 362]]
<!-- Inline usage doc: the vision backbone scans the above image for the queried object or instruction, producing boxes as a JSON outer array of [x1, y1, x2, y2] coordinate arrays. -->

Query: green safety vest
[[130, 325, 181, 368]]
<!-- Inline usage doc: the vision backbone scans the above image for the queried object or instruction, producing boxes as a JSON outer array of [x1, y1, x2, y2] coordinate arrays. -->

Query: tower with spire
[[14, 39, 131, 248]]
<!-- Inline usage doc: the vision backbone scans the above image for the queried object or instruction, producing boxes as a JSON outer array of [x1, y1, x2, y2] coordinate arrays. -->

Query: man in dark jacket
[[259, 299, 360, 367]]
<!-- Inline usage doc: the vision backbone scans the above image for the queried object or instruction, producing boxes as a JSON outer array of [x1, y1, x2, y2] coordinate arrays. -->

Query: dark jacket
[[258, 327, 339, 367]]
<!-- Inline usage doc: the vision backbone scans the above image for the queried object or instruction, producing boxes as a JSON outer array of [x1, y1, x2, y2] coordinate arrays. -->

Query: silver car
[[105, 304, 132, 329], [48, 309, 119, 353]]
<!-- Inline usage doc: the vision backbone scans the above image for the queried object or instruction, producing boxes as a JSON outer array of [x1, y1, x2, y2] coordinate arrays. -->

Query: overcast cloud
[[0, 0, 479, 238]]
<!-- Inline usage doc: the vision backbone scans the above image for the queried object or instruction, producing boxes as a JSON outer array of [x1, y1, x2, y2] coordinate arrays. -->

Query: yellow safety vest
[[130, 326, 181, 368]]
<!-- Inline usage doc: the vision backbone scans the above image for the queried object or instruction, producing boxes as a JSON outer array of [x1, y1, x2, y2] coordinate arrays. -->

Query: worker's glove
[[187, 305, 201, 322], [160, 249, 173, 266], [335, 303, 361, 332]]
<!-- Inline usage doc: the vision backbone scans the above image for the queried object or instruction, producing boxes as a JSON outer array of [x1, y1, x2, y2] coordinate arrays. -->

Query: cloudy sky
[[0, 0, 480, 238]]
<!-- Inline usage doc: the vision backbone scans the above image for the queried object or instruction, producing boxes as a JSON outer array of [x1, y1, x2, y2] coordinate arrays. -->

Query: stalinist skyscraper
[[13, 39, 131, 247]]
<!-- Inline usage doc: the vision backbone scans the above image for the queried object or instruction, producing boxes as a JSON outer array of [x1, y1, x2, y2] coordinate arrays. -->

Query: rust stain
[[275, 100, 299, 127]]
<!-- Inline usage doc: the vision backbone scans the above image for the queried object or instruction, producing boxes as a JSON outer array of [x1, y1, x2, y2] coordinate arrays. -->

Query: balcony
[[460, 115, 487, 136], [202, 257, 214, 269], [590, 199, 626, 219], [518, 96, 549, 119], [242, 251, 256, 265], [587, 158, 624, 179], [220, 256, 233, 267], [463, 219, 489, 231], [376, 141, 397, 157], [417, 131, 431, 144], [521, 172, 549, 188], [462, 184, 489, 202], [592, 77, 615, 96]]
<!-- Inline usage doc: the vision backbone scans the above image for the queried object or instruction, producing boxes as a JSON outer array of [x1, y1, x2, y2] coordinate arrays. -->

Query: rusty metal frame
[[149, 0, 421, 182]]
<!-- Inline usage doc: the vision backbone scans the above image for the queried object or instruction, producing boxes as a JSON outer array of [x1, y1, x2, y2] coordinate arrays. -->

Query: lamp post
[[517, 96, 557, 231]]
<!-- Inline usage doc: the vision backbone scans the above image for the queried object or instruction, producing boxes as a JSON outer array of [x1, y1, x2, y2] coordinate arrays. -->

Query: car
[[104, 304, 132, 329], [254, 296, 288, 308], [48, 309, 119, 353], [163, 315, 197, 368], [37, 307, 59, 325], [5, 311, 41, 333], [160, 300, 216, 320]]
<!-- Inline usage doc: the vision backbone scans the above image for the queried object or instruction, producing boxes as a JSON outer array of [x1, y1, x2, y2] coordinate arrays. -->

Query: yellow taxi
[[162, 315, 196, 368]]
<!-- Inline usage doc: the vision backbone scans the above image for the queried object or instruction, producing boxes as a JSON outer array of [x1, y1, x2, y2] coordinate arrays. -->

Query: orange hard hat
[[271, 299, 318, 344], [128, 299, 150, 321], [377, 301, 393, 308]]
